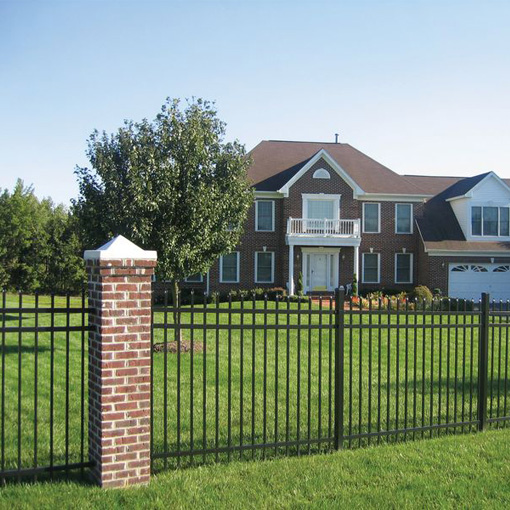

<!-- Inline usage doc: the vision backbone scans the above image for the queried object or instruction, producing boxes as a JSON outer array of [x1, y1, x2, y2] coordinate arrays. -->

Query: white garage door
[[449, 264, 510, 301]]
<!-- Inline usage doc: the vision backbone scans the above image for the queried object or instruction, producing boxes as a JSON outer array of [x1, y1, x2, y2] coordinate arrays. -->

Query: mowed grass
[[0, 429, 509, 509], [0, 293, 509, 477]]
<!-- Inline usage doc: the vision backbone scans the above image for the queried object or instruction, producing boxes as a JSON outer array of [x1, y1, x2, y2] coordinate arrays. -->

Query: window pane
[[396, 204, 412, 233], [472, 206, 482, 236], [185, 273, 203, 282], [257, 201, 273, 231], [363, 254, 379, 283], [483, 207, 498, 236], [307, 200, 334, 219], [364, 203, 379, 232], [256, 252, 273, 282], [500, 207, 509, 236], [221, 253, 238, 282], [396, 254, 411, 283]]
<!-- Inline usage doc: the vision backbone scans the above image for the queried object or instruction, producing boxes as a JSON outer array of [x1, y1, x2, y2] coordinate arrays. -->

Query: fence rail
[[0, 291, 93, 482], [1, 287, 509, 483], [150, 290, 510, 470]]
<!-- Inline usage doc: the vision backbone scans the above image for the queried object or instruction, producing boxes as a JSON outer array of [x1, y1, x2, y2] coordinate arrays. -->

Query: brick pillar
[[85, 235, 157, 488]]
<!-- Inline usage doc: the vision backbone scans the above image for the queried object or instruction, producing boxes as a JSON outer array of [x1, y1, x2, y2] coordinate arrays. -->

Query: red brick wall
[[87, 257, 155, 488]]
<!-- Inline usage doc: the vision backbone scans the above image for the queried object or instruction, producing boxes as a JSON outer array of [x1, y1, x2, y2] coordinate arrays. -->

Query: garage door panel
[[449, 263, 510, 301]]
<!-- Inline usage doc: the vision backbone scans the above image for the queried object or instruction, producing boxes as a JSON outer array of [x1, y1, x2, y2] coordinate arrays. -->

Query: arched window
[[471, 265, 488, 272], [312, 168, 330, 179]]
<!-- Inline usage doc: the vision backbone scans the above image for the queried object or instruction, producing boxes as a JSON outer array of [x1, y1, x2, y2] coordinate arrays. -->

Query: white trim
[[395, 203, 413, 234], [312, 168, 331, 179], [184, 273, 204, 283], [254, 251, 275, 284], [220, 252, 240, 283], [362, 252, 380, 284], [360, 193, 430, 202], [394, 252, 413, 284], [426, 249, 510, 257], [286, 236, 361, 247], [255, 200, 275, 232], [254, 191, 283, 199], [301, 247, 342, 254], [278, 149, 364, 198], [362, 202, 381, 233], [302, 193, 341, 220]]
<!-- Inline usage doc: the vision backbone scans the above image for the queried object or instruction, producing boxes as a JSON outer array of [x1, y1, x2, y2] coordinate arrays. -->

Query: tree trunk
[[169, 279, 183, 342]]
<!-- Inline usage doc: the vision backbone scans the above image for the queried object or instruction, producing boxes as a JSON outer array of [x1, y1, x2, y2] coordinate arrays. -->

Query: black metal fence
[[1, 288, 509, 482], [150, 290, 510, 470], [0, 291, 93, 482]]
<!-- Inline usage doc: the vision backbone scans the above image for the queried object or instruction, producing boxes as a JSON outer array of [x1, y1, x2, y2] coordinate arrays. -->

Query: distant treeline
[[0, 180, 86, 294]]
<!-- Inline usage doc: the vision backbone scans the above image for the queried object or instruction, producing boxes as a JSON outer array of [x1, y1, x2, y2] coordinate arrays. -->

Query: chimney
[[334, 133, 339, 143]]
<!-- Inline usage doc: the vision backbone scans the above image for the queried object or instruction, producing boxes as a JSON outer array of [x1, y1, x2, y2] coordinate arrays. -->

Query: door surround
[[301, 247, 340, 293]]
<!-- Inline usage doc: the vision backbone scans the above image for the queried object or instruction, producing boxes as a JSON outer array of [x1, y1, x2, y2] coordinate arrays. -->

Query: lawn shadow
[[0, 345, 51, 355]]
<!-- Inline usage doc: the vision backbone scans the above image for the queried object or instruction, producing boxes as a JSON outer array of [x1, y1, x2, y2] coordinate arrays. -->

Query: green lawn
[[0, 293, 509, 479], [0, 429, 509, 509]]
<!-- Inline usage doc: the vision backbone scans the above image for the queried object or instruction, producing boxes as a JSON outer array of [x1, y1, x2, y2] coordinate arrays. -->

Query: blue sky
[[1, 0, 509, 205]]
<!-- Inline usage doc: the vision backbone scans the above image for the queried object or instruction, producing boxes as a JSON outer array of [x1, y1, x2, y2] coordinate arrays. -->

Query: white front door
[[302, 250, 339, 293], [310, 254, 328, 291]]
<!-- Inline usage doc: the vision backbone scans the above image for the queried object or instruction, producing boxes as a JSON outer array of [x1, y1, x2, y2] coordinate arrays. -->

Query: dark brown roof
[[422, 240, 510, 252], [402, 175, 463, 196], [248, 140, 427, 194]]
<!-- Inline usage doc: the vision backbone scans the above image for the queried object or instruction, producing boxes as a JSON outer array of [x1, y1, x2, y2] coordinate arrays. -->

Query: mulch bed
[[152, 341, 204, 353]]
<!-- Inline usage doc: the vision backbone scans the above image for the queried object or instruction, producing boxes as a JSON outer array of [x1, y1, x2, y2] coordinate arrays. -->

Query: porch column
[[289, 244, 295, 295], [353, 245, 360, 284]]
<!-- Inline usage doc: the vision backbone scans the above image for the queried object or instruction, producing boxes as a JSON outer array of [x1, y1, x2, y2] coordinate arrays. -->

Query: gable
[[469, 173, 510, 202], [278, 149, 362, 197]]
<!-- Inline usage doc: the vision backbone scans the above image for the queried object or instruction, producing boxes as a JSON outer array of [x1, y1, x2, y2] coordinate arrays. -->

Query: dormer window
[[312, 168, 331, 179], [472, 206, 510, 236]]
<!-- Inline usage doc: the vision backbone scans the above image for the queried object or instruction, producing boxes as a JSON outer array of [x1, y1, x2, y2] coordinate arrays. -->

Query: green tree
[[0, 180, 85, 293], [73, 98, 253, 305]]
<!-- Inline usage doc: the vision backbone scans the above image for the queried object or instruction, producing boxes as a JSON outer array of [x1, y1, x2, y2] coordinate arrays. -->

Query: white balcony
[[286, 218, 361, 247]]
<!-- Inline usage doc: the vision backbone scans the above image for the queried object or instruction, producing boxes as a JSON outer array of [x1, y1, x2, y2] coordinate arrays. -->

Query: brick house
[[184, 140, 510, 300]]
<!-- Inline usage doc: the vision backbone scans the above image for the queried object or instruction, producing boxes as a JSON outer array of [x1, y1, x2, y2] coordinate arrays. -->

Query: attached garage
[[448, 263, 510, 301]]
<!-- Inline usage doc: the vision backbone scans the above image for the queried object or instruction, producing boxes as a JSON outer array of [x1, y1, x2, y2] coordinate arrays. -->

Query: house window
[[307, 199, 335, 219], [256, 200, 274, 231], [185, 273, 203, 283], [363, 203, 380, 233], [302, 194, 341, 220], [362, 253, 380, 283], [395, 253, 412, 283], [395, 204, 413, 234], [220, 252, 240, 283], [255, 252, 274, 283], [472, 206, 510, 236], [312, 168, 331, 179]]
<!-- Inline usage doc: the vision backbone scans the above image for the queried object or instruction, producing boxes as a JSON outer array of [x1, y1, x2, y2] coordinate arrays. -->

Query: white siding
[[450, 198, 470, 238], [472, 176, 510, 202], [449, 175, 510, 241]]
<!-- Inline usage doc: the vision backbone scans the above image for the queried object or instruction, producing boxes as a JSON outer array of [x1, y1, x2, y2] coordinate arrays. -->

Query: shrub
[[412, 285, 433, 303], [265, 287, 287, 300]]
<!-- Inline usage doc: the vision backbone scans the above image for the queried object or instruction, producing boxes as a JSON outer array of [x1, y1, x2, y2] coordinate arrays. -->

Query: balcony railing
[[287, 218, 361, 237]]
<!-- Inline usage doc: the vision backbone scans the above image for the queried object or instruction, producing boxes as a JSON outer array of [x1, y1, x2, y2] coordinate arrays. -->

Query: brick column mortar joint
[[85, 236, 157, 488]]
